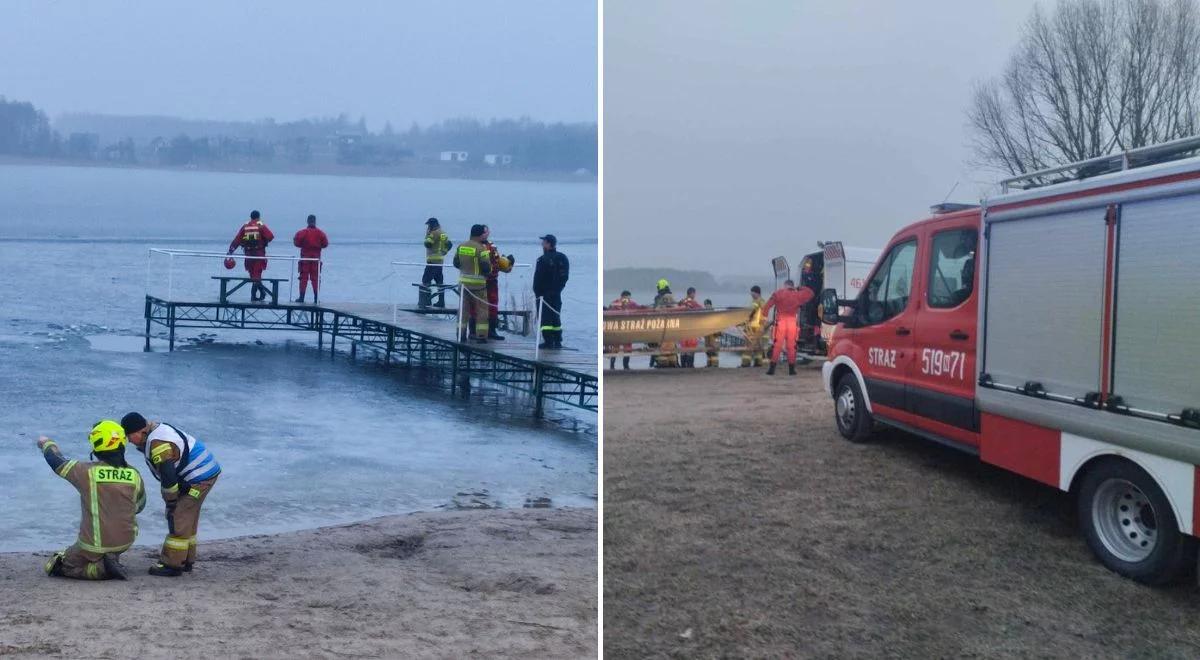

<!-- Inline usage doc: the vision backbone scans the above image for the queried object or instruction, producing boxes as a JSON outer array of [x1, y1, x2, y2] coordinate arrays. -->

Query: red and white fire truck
[[821, 137, 1200, 584]]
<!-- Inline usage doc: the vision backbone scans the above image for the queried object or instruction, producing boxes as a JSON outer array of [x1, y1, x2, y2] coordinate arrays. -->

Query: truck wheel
[[1077, 459, 1196, 585], [834, 374, 873, 442]]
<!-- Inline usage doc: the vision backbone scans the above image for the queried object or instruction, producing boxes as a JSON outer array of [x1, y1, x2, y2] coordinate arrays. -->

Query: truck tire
[[834, 373, 873, 442], [1077, 459, 1196, 585]]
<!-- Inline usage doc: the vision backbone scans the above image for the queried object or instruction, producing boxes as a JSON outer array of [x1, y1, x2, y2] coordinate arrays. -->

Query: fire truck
[[821, 137, 1200, 584]]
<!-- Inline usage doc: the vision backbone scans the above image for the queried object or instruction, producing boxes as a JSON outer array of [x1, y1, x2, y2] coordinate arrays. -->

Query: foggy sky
[[604, 0, 1040, 277], [0, 0, 596, 128]]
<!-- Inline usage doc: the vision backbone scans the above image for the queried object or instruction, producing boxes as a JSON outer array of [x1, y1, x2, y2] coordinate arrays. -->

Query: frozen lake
[[0, 163, 596, 551]]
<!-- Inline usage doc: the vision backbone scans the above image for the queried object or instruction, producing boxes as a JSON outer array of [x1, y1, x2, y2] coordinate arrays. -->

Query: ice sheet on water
[[0, 340, 596, 552]]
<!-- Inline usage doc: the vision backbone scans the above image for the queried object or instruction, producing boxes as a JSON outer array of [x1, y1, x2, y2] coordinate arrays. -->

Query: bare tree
[[969, 0, 1200, 175]]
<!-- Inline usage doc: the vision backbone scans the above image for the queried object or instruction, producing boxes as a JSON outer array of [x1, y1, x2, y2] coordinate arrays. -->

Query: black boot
[[609, 357, 616, 370], [44, 552, 64, 577], [789, 363, 797, 376], [295, 294, 305, 304], [149, 562, 183, 577], [103, 554, 127, 580], [623, 356, 630, 370], [766, 363, 776, 375], [488, 318, 505, 341]]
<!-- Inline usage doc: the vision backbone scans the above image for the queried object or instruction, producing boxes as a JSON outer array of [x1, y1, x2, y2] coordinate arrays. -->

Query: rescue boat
[[603, 306, 751, 345]]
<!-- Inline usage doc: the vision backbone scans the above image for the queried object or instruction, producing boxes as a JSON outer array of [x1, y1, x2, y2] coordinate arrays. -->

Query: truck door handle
[[895, 327, 911, 336], [950, 330, 970, 341]]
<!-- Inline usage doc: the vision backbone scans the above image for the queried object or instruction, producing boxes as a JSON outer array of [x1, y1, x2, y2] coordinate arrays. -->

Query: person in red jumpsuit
[[472, 225, 514, 340], [606, 290, 641, 370], [762, 279, 815, 375], [292, 214, 329, 303], [227, 210, 275, 302]]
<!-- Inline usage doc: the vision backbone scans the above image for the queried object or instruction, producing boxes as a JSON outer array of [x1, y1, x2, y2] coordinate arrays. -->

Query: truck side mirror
[[820, 288, 839, 324]]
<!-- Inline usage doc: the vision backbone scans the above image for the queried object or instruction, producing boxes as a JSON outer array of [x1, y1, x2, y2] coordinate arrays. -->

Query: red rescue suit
[[607, 296, 641, 352], [763, 286, 815, 364], [677, 296, 703, 351], [293, 226, 329, 298], [229, 220, 275, 279]]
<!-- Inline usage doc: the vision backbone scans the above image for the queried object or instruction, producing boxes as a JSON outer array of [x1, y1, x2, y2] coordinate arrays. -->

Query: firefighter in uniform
[[292, 214, 329, 303], [421, 218, 452, 308], [479, 225, 515, 340], [227, 210, 275, 301], [39, 420, 145, 581], [453, 224, 493, 342], [703, 299, 720, 367], [652, 279, 678, 368], [741, 285, 767, 367], [607, 290, 640, 369], [121, 413, 221, 577], [533, 234, 569, 349]]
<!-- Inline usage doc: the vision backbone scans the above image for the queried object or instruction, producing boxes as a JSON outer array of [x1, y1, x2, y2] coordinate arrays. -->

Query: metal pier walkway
[[143, 295, 597, 415]]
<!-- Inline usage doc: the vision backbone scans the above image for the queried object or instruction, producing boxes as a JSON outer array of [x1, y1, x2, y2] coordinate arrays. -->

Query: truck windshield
[[862, 239, 916, 323]]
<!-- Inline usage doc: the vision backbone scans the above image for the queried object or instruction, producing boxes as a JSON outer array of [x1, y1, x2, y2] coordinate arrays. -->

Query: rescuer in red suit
[[606, 291, 641, 370], [475, 225, 514, 340], [292, 214, 329, 303], [677, 287, 704, 368], [762, 279, 815, 376], [227, 210, 275, 302]]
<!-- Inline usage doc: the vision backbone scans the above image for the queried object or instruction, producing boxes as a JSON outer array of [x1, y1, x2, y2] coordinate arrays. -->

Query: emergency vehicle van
[[792, 242, 879, 357], [821, 137, 1200, 584]]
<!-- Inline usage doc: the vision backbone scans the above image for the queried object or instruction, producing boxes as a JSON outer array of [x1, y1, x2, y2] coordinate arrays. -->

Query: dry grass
[[604, 366, 1200, 658]]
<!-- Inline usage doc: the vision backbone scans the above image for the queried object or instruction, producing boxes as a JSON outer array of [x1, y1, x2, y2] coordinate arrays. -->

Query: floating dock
[[143, 295, 597, 415]]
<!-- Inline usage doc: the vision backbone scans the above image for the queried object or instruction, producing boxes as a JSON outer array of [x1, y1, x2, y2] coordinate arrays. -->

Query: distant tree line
[[0, 96, 596, 175]]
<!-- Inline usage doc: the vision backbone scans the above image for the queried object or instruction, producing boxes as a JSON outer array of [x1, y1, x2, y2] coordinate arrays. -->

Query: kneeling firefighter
[[38, 420, 146, 581], [122, 413, 222, 577]]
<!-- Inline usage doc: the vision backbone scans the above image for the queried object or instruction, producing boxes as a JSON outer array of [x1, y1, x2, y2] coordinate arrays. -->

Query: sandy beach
[[604, 366, 1200, 658], [0, 507, 596, 659]]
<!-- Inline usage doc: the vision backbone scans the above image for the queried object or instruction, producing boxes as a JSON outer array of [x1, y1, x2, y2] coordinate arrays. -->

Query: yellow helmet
[[497, 255, 513, 272], [89, 420, 127, 452], [657, 278, 670, 291]]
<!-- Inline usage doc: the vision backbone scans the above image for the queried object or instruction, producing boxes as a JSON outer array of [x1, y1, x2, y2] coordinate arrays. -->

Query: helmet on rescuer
[[657, 278, 670, 291], [89, 420, 127, 452], [224, 257, 236, 270]]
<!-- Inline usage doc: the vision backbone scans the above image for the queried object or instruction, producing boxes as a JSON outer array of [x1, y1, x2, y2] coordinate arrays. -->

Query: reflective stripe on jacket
[[454, 239, 491, 287], [58, 461, 144, 554], [424, 229, 452, 264], [143, 423, 222, 486]]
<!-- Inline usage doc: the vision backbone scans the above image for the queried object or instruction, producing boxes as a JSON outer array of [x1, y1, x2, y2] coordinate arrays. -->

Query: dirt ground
[[604, 366, 1200, 658], [0, 508, 595, 659]]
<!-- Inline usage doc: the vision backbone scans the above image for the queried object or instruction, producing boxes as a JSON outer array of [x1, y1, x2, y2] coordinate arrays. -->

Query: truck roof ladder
[[999, 134, 1200, 193]]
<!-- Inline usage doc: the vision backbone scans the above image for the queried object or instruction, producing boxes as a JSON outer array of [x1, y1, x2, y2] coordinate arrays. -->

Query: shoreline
[[0, 154, 595, 185], [0, 506, 597, 658]]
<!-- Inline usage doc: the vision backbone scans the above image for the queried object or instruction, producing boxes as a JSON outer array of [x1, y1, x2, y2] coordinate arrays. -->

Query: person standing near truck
[[741, 285, 767, 368], [292, 214, 329, 304], [421, 218, 452, 308], [762, 279, 814, 376], [228, 210, 275, 302]]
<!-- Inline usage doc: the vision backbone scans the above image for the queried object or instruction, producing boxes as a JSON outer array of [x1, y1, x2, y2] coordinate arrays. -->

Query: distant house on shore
[[483, 154, 513, 166], [439, 150, 469, 162]]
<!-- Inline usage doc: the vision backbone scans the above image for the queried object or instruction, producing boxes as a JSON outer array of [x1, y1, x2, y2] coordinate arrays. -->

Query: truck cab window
[[861, 239, 916, 324], [928, 229, 977, 308]]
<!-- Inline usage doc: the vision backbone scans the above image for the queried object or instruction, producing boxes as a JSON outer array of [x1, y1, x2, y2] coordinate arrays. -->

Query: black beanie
[[121, 412, 148, 436]]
